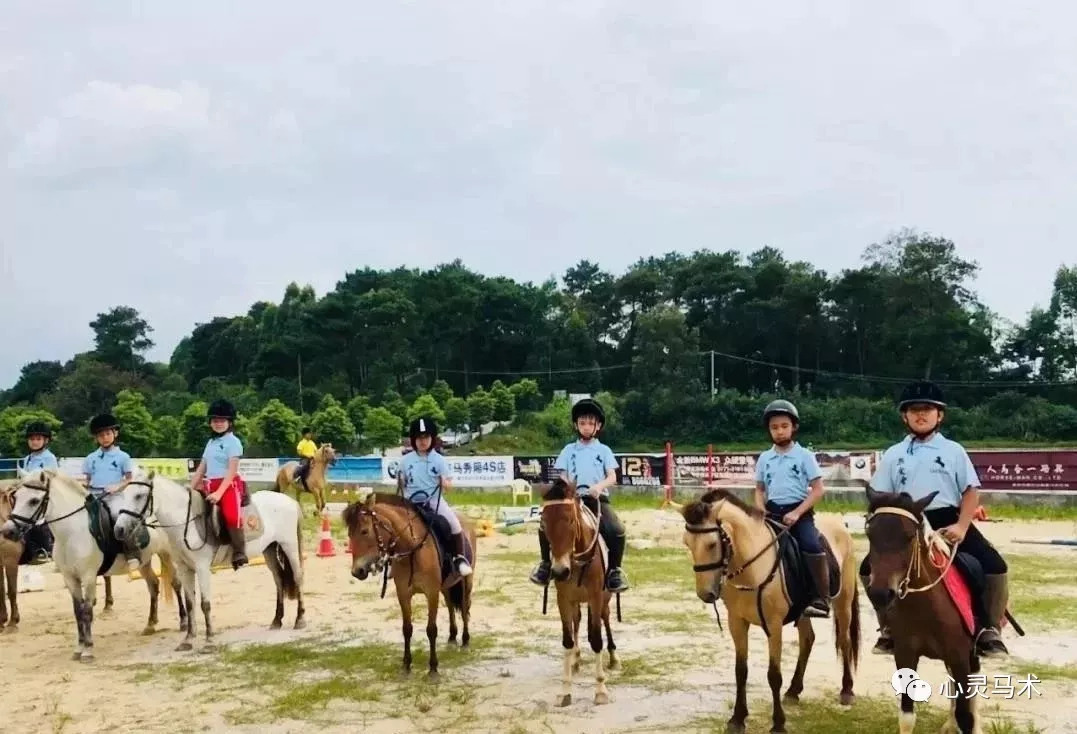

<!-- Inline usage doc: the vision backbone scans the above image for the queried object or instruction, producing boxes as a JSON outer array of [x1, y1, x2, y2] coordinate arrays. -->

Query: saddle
[[930, 544, 982, 637], [766, 517, 842, 626], [409, 499, 474, 590], [579, 501, 610, 584], [204, 487, 266, 565], [85, 494, 150, 576]]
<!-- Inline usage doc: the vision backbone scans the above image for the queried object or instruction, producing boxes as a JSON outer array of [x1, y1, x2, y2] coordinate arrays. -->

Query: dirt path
[[3, 509, 1076, 733]]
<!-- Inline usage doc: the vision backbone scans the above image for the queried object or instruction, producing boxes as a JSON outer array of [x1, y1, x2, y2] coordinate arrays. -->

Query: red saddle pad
[[929, 544, 976, 636]]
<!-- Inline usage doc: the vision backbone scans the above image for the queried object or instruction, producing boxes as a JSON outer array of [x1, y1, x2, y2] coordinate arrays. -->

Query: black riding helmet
[[89, 413, 120, 435], [762, 399, 799, 427], [207, 399, 237, 421], [898, 380, 946, 410], [408, 416, 438, 448], [571, 398, 605, 431], [24, 421, 53, 440]]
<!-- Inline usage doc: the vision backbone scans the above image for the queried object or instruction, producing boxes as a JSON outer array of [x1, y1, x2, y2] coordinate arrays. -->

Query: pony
[[537, 478, 617, 708], [0, 470, 182, 662], [275, 443, 336, 516], [111, 471, 306, 652], [343, 491, 477, 679], [863, 484, 992, 734], [0, 479, 23, 632], [680, 488, 860, 734]]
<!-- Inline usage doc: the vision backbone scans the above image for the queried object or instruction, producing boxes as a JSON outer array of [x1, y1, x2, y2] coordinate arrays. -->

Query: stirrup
[[803, 599, 830, 618], [454, 556, 473, 577]]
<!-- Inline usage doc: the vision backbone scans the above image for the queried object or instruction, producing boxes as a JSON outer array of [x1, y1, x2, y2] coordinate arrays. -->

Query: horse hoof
[[594, 691, 609, 705], [725, 721, 746, 734], [293, 618, 306, 630], [839, 691, 855, 706], [200, 644, 217, 654], [80, 652, 95, 663], [557, 694, 572, 708], [71, 651, 82, 661], [783, 693, 799, 704], [572, 662, 580, 674], [176, 642, 193, 652], [447, 637, 458, 646], [427, 670, 440, 681], [270, 621, 282, 630], [141, 627, 156, 636]]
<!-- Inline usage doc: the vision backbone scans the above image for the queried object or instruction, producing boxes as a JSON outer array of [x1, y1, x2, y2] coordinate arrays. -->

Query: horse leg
[[783, 617, 815, 703], [139, 564, 161, 635], [102, 576, 114, 614], [264, 548, 285, 629], [0, 561, 9, 630], [176, 565, 197, 652], [572, 604, 582, 673], [425, 589, 440, 679], [727, 614, 751, 734], [461, 576, 472, 648], [602, 593, 617, 669], [949, 658, 982, 734], [766, 620, 787, 733], [77, 578, 97, 662], [893, 647, 920, 734], [834, 579, 858, 705], [170, 565, 187, 631], [196, 563, 216, 652], [398, 591, 414, 674], [443, 589, 458, 644], [588, 598, 609, 705], [556, 594, 576, 707]]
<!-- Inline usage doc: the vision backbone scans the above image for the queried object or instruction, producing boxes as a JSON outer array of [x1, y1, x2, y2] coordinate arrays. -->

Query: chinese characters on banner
[[383, 455, 514, 486], [969, 451, 1077, 490], [512, 455, 667, 487], [672, 451, 875, 486]]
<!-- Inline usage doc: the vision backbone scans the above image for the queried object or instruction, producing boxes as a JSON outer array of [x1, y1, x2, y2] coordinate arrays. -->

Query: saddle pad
[[579, 502, 609, 577], [930, 544, 976, 636]]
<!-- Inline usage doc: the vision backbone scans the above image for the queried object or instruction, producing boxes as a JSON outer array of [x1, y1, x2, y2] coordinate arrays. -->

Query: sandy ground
[[3, 509, 1077, 734]]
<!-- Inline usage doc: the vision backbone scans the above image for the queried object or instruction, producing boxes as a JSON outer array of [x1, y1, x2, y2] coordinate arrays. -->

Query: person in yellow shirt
[[295, 427, 317, 492]]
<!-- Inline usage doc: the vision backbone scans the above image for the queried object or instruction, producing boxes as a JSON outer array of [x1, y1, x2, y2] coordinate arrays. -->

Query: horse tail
[[447, 578, 465, 612], [276, 512, 304, 601], [160, 554, 176, 607], [835, 581, 862, 671]]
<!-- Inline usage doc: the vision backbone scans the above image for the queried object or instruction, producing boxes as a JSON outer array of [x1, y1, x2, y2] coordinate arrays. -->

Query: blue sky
[[3, 1, 1076, 387]]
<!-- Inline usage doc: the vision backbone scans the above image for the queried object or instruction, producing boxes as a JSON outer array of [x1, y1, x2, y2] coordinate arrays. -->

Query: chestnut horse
[[538, 479, 618, 708], [343, 492, 476, 678], [681, 488, 860, 734], [275, 443, 336, 516], [0, 480, 23, 632]]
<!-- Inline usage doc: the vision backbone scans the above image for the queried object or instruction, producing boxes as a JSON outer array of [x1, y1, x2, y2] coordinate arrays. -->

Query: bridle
[[540, 488, 601, 569], [5, 474, 89, 537], [349, 498, 431, 599], [864, 506, 955, 599]]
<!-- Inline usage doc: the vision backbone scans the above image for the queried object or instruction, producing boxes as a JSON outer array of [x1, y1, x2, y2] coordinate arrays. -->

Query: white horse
[[111, 471, 306, 653], [0, 469, 184, 662]]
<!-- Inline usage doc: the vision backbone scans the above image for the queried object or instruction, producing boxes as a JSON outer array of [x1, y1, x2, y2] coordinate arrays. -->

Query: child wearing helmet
[[294, 427, 317, 492], [398, 416, 473, 577], [862, 380, 1009, 660], [529, 397, 630, 593], [189, 399, 248, 570], [18, 421, 59, 564], [756, 399, 831, 618], [81, 413, 140, 571]]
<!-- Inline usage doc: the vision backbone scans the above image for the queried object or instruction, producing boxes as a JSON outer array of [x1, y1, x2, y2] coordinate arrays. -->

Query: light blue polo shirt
[[870, 432, 979, 512], [400, 449, 448, 502], [21, 449, 58, 472], [83, 446, 134, 492], [554, 439, 618, 496], [755, 442, 822, 505], [203, 432, 243, 479]]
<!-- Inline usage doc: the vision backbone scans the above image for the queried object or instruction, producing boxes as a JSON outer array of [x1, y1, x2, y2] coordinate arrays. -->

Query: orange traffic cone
[[316, 508, 336, 557]]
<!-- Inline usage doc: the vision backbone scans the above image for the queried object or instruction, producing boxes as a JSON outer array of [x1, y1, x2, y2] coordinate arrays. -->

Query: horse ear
[[363, 492, 376, 509], [38, 470, 46, 483], [863, 481, 883, 505], [913, 491, 938, 516], [147, 469, 156, 481]]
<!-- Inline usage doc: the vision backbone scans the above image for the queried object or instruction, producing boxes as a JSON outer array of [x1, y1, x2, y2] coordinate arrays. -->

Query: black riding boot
[[976, 573, 1010, 658], [228, 527, 248, 570], [25, 524, 53, 565], [450, 532, 473, 577], [605, 532, 629, 592], [529, 528, 551, 585], [861, 573, 893, 654], [803, 552, 830, 618]]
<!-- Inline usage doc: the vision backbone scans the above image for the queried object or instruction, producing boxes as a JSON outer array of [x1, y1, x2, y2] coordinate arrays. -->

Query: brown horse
[[863, 485, 993, 734], [275, 443, 336, 516], [681, 488, 860, 734], [0, 480, 23, 632], [538, 479, 617, 708], [342, 492, 476, 678]]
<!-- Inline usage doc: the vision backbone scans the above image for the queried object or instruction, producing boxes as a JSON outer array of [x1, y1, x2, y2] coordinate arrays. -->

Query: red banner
[[969, 450, 1077, 491]]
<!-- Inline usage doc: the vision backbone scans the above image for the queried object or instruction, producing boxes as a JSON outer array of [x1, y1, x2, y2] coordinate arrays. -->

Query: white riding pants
[[422, 496, 463, 535]]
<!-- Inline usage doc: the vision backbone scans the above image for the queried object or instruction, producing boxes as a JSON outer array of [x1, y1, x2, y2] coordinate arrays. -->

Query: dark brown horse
[[0, 480, 22, 632], [538, 479, 618, 707], [342, 492, 476, 679], [863, 485, 988, 734]]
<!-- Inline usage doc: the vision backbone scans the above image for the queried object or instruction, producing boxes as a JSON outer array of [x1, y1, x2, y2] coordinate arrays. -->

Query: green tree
[[443, 397, 470, 433], [489, 379, 516, 422], [311, 395, 356, 450], [90, 306, 155, 372], [112, 389, 158, 457], [363, 407, 402, 454], [345, 395, 370, 432], [155, 415, 181, 456], [407, 393, 447, 425], [254, 399, 303, 455], [0, 406, 62, 458], [467, 385, 496, 432], [179, 400, 209, 457], [509, 378, 541, 411], [429, 379, 453, 407]]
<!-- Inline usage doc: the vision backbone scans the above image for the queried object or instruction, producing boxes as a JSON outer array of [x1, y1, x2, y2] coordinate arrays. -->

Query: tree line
[[3, 229, 1077, 459]]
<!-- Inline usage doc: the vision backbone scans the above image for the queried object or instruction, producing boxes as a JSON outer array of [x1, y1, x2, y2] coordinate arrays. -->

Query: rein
[[6, 476, 91, 536], [540, 494, 602, 569], [350, 498, 434, 599], [122, 479, 209, 552], [865, 506, 956, 599]]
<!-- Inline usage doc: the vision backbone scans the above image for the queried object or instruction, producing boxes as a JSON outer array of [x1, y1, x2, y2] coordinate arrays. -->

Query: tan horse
[[681, 488, 860, 734], [275, 443, 335, 515], [0, 479, 23, 632], [343, 492, 477, 678], [539, 478, 617, 708]]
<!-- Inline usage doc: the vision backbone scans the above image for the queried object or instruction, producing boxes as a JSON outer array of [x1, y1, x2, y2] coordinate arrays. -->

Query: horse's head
[[342, 492, 400, 581], [0, 470, 56, 541], [863, 483, 938, 610], [111, 472, 157, 543], [680, 492, 734, 603], [317, 444, 338, 466], [539, 478, 586, 582]]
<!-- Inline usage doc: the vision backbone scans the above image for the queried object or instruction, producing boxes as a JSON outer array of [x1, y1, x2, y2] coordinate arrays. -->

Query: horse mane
[[867, 489, 925, 517], [541, 477, 577, 501], [699, 488, 765, 521], [680, 499, 710, 526]]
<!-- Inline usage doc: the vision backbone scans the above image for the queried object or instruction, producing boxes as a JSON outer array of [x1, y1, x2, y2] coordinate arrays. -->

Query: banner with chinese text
[[969, 450, 1077, 490]]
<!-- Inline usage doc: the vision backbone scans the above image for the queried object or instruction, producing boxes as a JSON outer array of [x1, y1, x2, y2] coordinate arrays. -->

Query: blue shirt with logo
[[871, 432, 979, 512], [554, 439, 618, 496], [21, 449, 58, 472], [755, 442, 822, 505], [83, 446, 134, 493], [203, 432, 243, 479], [399, 449, 449, 502]]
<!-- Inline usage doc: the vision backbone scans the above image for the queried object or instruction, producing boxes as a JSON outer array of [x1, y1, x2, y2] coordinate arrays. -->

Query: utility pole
[[710, 350, 716, 398], [297, 353, 304, 415]]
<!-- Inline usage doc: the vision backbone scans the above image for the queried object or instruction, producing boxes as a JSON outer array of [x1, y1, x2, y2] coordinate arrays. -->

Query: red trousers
[[204, 477, 245, 529]]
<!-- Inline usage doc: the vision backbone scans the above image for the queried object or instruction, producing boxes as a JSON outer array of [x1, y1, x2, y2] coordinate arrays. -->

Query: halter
[[349, 499, 431, 599], [864, 506, 956, 599], [115, 477, 209, 551], [683, 498, 791, 590], [540, 490, 601, 568]]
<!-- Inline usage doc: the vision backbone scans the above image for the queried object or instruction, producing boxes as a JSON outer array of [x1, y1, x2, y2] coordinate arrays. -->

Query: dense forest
[[3, 230, 1077, 458]]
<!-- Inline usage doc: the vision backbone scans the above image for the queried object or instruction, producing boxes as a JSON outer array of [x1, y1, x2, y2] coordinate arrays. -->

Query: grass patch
[[1009, 659, 1077, 682]]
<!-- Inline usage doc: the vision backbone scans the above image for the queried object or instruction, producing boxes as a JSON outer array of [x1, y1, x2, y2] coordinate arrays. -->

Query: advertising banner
[[384, 454, 513, 486], [512, 454, 667, 488], [969, 450, 1077, 490]]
